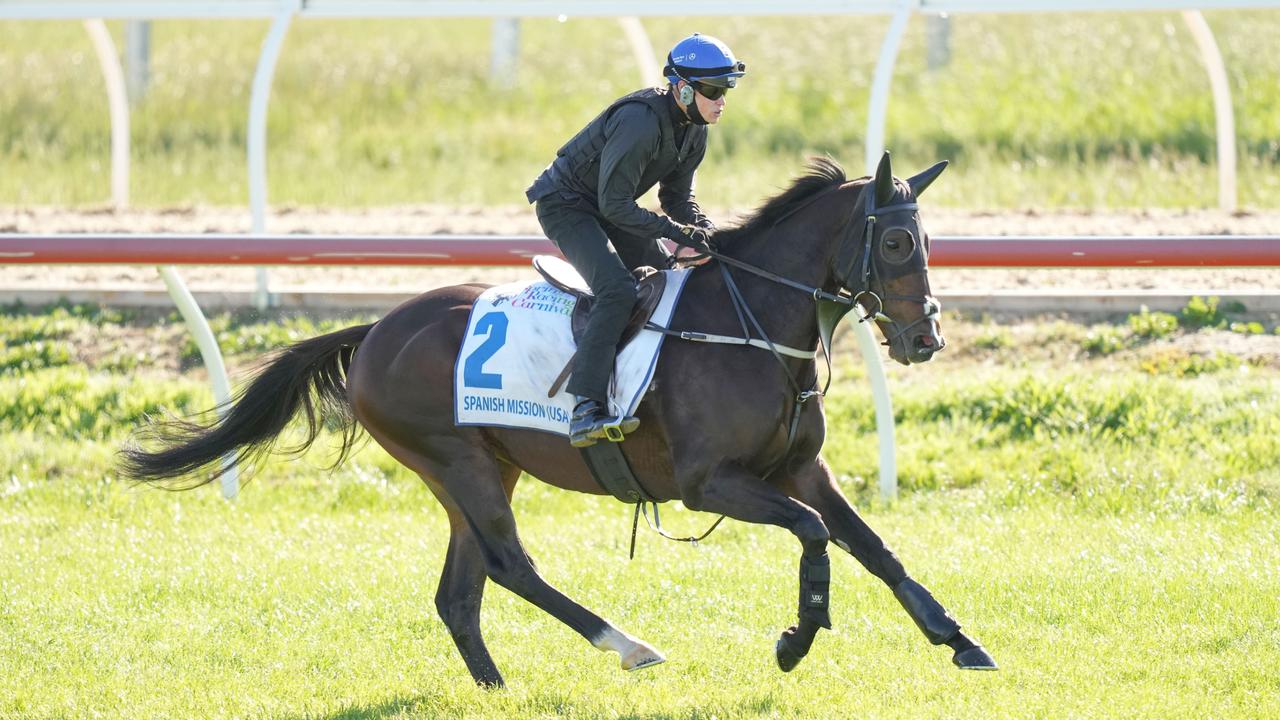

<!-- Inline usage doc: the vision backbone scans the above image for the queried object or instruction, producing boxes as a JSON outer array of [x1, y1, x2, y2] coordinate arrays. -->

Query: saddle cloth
[[454, 268, 690, 436]]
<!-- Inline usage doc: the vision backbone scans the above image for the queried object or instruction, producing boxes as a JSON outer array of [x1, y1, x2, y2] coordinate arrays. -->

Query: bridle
[[692, 179, 943, 375], [673, 179, 943, 451], [836, 182, 944, 354]]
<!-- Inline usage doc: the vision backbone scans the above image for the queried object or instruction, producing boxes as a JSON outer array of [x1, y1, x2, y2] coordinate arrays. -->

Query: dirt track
[[3, 204, 1278, 292]]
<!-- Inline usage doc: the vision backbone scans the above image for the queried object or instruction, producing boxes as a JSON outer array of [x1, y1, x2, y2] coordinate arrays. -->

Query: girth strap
[[579, 441, 655, 506]]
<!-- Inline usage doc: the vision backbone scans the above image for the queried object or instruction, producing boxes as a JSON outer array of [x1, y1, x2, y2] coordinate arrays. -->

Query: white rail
[[4, 1, 1278, 19]]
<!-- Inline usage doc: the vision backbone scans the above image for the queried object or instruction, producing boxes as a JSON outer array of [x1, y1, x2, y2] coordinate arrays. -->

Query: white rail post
[[83, 20, 129, 209], [861, 4, 914, 501], [1182, 10, 1237, 212], [617, 16, 661, 87], [865, 5, 912, 175], [853, 314, 898, 502], [926, 12, 950, 71], [249, 1, 299, 310], [490, 18, 520, 89], [125, 20, 150, 104], [158, 267, 239, 499]]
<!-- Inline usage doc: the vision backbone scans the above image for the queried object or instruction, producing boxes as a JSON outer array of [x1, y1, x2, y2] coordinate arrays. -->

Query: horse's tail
[[121, 323, 375, 488]]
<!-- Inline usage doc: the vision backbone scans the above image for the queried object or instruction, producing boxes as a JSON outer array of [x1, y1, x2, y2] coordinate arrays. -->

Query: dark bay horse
[[124, 152, 996, 687]]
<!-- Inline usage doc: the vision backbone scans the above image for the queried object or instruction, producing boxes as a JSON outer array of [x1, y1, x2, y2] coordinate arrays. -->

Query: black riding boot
[[569, 397, 639, 448]]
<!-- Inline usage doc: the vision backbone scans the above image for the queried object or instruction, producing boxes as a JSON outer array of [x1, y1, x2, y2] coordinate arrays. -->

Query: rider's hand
[[666, 223, 715, 254]]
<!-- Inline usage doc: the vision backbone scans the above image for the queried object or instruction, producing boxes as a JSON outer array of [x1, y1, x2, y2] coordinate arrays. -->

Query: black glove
[[666, 224, 715, 253]]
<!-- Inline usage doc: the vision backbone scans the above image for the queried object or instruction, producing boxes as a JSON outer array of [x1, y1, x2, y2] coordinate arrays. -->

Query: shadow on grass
[[291, 696, 424, 720], [292, 690, 782, 720]]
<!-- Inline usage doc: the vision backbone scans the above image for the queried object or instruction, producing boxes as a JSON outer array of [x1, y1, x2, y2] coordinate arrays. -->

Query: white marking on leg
[[834, 538, 852, 554], [591, 625, 666, 671], [590, 626, 634, 655]]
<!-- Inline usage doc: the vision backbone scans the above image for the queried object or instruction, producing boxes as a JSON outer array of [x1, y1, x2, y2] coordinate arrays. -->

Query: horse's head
[[833, 152, 947, 365]]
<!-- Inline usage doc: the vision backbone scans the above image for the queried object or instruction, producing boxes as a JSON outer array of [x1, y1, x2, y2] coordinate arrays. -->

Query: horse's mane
[[715, 157, 848, 245]]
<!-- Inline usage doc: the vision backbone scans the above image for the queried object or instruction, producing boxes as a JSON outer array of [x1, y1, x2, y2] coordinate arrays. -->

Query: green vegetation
[[2, 12, 1279, 209], [179, 310, 381, 362], [1127, 306, 1179, 339], [2, 304, 1278, 718], [1068, 298, 1272, 358]]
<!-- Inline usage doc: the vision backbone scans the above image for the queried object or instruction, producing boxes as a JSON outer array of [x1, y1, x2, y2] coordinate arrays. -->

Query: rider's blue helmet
[[663, 33, 746, 90]]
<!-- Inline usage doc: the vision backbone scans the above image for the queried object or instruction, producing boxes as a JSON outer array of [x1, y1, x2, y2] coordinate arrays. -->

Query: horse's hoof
[[953, 645, 998, 671], [775, 634, 804, 672], [620, 643, 666, 672]]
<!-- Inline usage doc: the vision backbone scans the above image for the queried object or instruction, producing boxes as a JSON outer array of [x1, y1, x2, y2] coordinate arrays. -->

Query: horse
[[123, 152, 997, 688]]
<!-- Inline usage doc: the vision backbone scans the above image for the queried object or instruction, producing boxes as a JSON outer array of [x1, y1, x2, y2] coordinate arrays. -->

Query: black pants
[[535, 195, 669, 404]]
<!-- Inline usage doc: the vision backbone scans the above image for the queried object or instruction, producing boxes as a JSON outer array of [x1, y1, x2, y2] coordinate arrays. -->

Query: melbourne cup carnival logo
[[510, 285, 575, 316]]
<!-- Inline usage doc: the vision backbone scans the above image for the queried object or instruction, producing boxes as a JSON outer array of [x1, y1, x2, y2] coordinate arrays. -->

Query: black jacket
[[526, 88, 712, 239]]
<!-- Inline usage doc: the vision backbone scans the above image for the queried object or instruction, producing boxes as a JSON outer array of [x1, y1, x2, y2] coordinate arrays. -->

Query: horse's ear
[[874, 151, 895, 206], [906, 160, 949, 198]]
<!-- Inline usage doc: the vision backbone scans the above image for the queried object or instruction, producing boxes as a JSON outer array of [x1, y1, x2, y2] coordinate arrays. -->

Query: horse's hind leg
[[434, 514, 504, 686], [432, 448, 665, 676], [787, 459, 997, 670], [427, 465, 518, 688]]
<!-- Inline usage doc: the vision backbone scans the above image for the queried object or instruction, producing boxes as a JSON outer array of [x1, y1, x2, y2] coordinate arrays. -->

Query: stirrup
[[569, 411, 639, 448], [600, 416, 634, 443]]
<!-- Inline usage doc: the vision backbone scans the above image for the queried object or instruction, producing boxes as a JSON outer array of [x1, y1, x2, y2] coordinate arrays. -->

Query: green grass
[[2, 480, 1278, 719], [2, 12, 1279, 209], [2, 305, 1279, 717]]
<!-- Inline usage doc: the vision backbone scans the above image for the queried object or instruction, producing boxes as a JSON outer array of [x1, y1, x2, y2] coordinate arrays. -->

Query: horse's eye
[[879, 228, 916, 264]]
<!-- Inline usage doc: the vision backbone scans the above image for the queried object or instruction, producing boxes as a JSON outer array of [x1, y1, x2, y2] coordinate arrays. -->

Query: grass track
[[2, 480, 1278, 718]]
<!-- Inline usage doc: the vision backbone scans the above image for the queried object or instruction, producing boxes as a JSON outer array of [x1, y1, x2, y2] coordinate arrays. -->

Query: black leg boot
[[775, 553, 833, 672], [893, 577, 997, 670]]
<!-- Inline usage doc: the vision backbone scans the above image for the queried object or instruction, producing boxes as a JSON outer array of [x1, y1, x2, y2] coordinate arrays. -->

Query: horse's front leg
[[678, 460, 834, 672], [785, 458, 998, 670]]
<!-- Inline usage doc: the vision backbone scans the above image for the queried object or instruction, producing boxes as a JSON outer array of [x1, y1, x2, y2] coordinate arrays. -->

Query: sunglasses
[[693, 82, 730, 101]]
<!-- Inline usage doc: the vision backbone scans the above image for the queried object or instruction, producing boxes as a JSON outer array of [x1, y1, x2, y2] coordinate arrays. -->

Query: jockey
[[525, 33, 746, 448]]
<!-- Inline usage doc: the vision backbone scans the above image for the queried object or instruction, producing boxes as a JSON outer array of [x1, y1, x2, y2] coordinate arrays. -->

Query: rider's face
[[694, 87, 726, 124], [680, 81, 727, 124]]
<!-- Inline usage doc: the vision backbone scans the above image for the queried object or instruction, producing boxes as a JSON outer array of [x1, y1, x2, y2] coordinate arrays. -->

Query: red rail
[[929, 235, 1280, 267], [0, 234, 554, 266], [2, 233, 1279, 267]]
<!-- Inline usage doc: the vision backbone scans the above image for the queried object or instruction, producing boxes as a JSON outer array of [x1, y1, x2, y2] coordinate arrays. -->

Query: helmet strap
[[675, 83, 710, 125], [686, 99, 711, 126], [671, 79, 710, 126]]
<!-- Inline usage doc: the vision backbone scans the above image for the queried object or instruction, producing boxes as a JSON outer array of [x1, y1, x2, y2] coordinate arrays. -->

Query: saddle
[[533, 255, 667, 398]]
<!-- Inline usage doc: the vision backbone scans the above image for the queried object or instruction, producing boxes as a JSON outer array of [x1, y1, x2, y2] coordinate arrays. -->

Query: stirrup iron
[[602, 419, 628, 443]]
